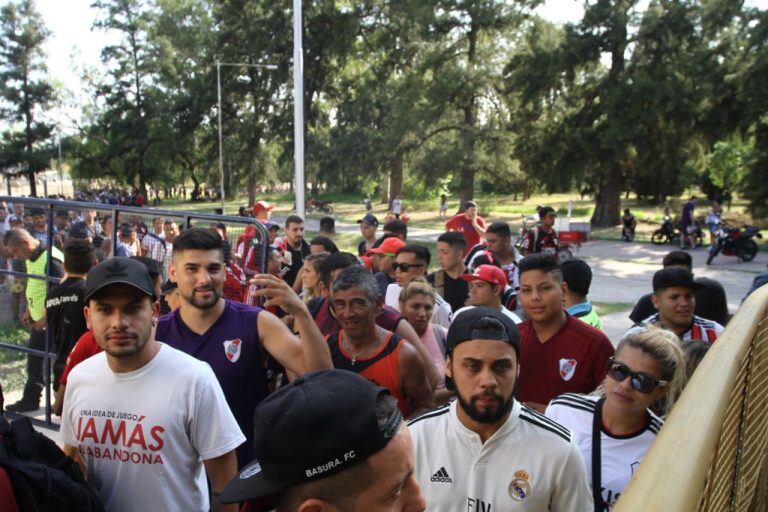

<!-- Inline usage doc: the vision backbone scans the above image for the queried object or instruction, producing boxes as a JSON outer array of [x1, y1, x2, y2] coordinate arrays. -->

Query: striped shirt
[[546, 393, 662, 509], [633, 313, 724, 342]]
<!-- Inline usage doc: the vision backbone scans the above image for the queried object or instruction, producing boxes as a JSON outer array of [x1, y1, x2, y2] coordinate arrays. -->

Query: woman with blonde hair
[[299, 252, 328, 303], [399, 278, 453, 403], [545, 327, 686, 511]]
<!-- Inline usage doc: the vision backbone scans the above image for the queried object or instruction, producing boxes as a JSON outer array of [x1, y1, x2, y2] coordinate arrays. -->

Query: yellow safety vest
[[26, 246, 64, 322]]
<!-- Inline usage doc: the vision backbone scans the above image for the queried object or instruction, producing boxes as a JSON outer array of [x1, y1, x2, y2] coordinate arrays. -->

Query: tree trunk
[[248, 173, 256, 207], [591, 168, 622, 227], [379, 169, 389, 204], [389, 148, 405, 205], [26, 170, 37, 197]]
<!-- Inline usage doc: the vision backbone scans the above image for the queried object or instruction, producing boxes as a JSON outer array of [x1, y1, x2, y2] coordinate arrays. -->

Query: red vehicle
[[707, 225, 762, 265]]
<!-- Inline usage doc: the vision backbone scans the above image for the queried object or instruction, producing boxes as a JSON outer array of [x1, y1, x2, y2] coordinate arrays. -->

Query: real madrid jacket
[[407, 400, 592, 512]]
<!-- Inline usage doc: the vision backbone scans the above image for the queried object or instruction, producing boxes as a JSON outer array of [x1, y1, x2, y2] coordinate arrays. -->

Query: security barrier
[[0, 196, 267, 427], [615, 284, 768, 511]]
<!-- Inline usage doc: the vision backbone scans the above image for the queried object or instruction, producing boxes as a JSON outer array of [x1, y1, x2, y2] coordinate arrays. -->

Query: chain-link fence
[[0, 196, 267, 427]]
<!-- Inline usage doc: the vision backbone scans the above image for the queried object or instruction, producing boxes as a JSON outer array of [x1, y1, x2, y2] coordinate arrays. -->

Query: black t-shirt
[[284, 240, 311, 287], [45, 277, 88, 378], [427, 270, 469, 312], [629, 293, 656, 323]]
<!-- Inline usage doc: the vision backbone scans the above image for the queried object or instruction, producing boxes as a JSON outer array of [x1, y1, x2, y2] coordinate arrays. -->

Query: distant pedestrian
[[392, 195, 403, 219], [445, 200, 487, 255], [439, 193, 448, 218], [364, 193, 372, 212], [705, 200, 722, 246], [621, 208, 636, 242], [680, 196, 697, 249], [356, 213, 379, 256], [521, 205, 559, 257]]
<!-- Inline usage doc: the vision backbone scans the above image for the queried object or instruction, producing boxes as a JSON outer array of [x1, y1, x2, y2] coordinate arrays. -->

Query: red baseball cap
[[253, 201, 274, 214], [368, 237, 405, 255], [460, 264, 507, 289]]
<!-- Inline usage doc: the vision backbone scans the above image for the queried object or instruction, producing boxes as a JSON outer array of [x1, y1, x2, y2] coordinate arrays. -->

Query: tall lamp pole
[[216, 61, 277, 213], [293, 0, 305, 218]]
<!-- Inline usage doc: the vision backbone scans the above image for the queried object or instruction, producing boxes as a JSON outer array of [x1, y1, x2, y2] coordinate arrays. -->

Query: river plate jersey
[[408, 400, 592, 512], [156, 300, 268, 467]]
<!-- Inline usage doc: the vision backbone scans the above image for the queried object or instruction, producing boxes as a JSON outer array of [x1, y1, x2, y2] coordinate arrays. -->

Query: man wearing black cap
[[561, 258, 603, 330], [445, 201, 487, 255], [357, 213, 379, 256], [60, 258, 244, 512], [629, 267, 724, 342], [407, 308, 591, 511], [220, 369, 426, 511]]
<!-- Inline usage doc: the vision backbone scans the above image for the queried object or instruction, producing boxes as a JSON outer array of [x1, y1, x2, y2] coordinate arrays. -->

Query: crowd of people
[[0, 194, 762, 512]]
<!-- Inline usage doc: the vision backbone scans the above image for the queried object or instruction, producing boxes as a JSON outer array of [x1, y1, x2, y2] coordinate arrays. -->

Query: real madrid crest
[[508, 469, 532, 502]]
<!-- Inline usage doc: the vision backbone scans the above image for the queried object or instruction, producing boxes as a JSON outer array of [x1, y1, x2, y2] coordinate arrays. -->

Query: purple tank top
[[157, 300, 268, 467]]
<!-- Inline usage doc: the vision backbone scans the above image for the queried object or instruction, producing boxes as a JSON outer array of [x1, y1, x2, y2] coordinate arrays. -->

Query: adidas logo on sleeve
[[430, 467, 453, 483]]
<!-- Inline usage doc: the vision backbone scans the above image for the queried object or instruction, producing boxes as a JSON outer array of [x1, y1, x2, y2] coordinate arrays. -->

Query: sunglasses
[[392, 262, 425, 272], [606, 357, 668, 394]]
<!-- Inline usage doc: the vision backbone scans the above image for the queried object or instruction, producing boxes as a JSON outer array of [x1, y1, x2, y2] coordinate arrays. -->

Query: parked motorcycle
[[706, 225, 762, 264], [306, 198, 334, 214], [651, 216, 703, 247]]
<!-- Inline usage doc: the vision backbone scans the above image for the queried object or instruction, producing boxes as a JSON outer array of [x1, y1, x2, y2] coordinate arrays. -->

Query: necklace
[[343, 328, 383, 366]]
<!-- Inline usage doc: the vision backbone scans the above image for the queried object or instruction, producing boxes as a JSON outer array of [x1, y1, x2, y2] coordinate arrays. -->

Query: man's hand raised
[[247, 274, 307, 317]]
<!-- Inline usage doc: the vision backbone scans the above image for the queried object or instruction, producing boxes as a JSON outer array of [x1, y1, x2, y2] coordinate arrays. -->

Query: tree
[[0, 0, 55, 197], [88, 0, 161, 196]]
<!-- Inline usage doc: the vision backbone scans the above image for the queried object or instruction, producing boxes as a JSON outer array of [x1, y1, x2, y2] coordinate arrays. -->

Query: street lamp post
[[216, 61, 277, 213], [293, 0, 305, 219]]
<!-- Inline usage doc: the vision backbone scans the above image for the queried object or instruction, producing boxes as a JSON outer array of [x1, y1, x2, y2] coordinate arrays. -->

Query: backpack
[[0, 415, 105, 512]]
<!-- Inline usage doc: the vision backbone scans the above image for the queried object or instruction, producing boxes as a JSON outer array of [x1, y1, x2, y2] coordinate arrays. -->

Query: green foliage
[[43, 0, 766, 223], [0, 0, 56, 197]]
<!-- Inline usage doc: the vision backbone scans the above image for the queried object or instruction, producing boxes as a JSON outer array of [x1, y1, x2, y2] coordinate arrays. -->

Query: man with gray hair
[[327, 266, 434, 418]]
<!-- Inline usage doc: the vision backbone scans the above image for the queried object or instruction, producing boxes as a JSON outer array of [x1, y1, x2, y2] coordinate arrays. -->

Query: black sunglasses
[[392, 262, 425, 272], [606, 357, 668, 394]]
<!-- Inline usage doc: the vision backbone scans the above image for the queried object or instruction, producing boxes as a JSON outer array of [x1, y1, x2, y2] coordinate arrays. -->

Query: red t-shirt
[[517, 315, 614, 405], [445, 214, 486, 254], [59, 330, 102, 385]]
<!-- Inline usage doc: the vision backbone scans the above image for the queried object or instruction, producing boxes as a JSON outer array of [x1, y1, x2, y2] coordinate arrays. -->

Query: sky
[[3, 0, 768, 132]]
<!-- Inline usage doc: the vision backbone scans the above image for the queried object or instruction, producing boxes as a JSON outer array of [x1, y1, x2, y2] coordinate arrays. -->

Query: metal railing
[[615, 284, 768, 511], [0, 196, 268, 428]]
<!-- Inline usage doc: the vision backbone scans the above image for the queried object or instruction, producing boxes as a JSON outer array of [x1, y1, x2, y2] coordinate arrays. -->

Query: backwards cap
[[220, 370, 402, 506]]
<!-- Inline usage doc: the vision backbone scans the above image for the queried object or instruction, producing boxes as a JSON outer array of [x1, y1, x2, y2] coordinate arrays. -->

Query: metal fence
[[0, 196, 268, 427]]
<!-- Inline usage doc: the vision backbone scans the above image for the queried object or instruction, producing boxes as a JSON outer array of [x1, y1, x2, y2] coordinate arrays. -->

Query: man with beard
[[61, 257, 243, 512], [407, 308, 591, 511], [156, 228, 332, 468]]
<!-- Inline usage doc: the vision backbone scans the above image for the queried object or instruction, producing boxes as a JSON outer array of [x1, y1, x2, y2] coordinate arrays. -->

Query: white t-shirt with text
[[61, 343, 245, 512]]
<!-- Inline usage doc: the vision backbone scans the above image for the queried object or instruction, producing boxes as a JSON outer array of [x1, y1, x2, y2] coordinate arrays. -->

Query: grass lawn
[[593, 302, 634, 316], [0, 323, 33, 392], [156, 191, 762, 246]]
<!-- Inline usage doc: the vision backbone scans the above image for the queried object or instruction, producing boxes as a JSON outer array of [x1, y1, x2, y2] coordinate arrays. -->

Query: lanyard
[[592, 397, 607, 512]]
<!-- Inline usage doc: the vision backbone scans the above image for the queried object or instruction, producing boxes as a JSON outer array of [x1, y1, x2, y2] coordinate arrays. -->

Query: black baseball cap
[[85, 257, 157, 302], [561, 258, 593, 296], [652, 267, 703, 292], [446, 307, 520, 357], [220, 369, 403, 505], [356, 213, 379, 227], [160, 279, 177, 294]]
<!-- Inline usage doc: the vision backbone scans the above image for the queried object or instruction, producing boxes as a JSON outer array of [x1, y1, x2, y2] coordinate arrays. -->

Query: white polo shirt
[[408, 400, 592, 511]]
